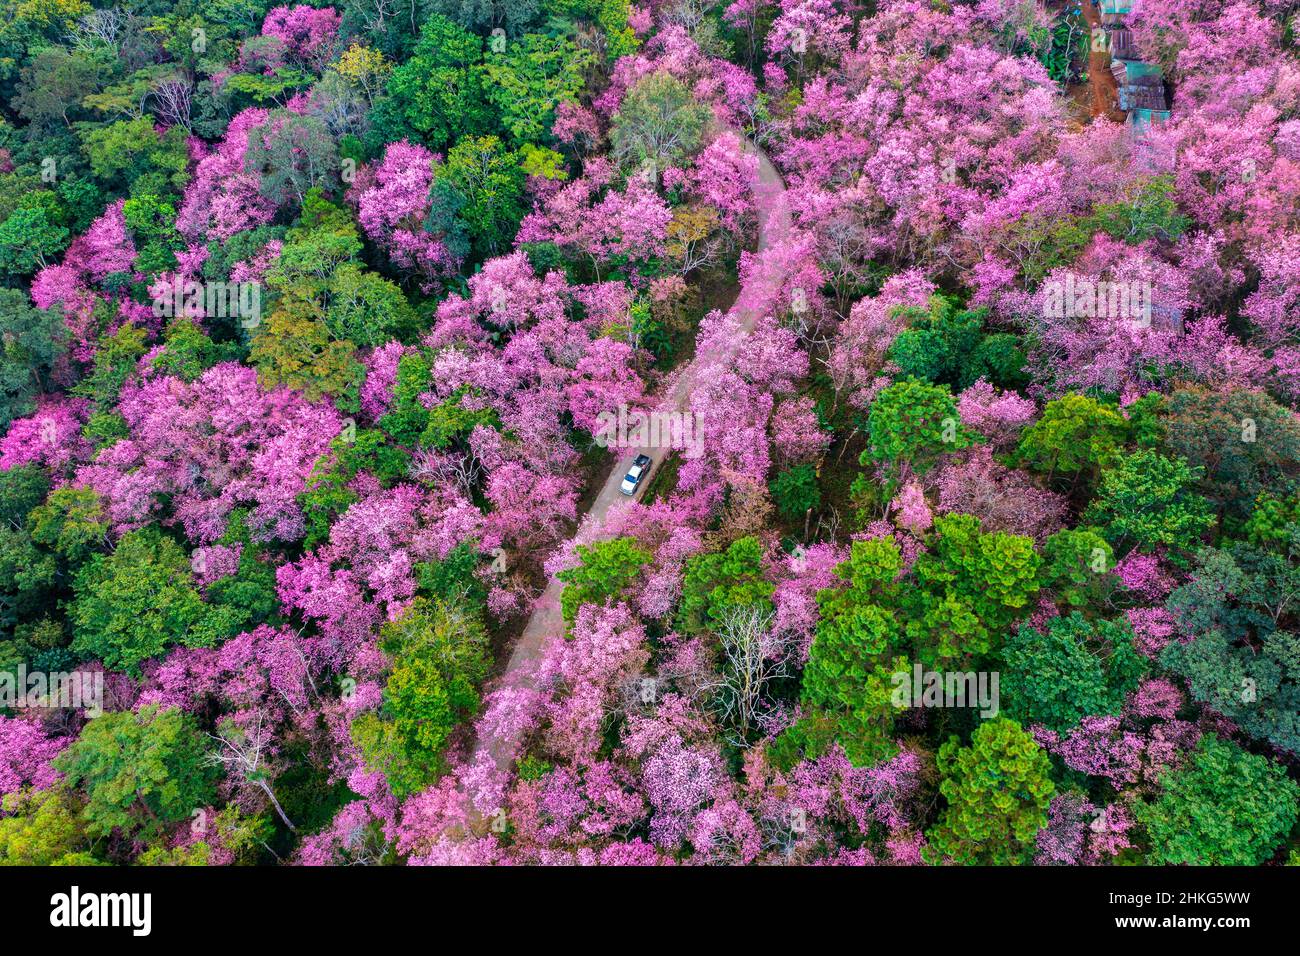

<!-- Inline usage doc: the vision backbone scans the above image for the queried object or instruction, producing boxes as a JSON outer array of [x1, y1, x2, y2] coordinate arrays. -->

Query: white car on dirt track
[[620, 454, 652, 495]]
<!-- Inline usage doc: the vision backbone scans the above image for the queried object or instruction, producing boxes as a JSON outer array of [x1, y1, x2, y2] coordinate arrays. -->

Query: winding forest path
[[470, 138, 791, 773]]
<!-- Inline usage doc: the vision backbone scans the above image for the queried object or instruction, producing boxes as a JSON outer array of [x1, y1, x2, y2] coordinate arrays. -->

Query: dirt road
[[1081, 0, 1127, 122], [470, 139, 792, 773]]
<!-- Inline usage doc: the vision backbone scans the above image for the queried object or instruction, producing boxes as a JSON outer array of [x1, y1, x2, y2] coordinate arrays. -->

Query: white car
[[620, 454, 653, 495]]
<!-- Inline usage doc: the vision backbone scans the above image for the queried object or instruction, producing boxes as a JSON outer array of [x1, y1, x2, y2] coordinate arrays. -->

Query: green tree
[[323, 263, 419, 347], [925, 717, 1054, 865], [0, 522, 57, 639], [887, 295, 1027, 391], [55, 705, 220, 841], [56, 175, 105, 233], [1161, 542, 1300, 756], [377, 351, 436, 447], [378, 352, 433, 445], [483, 32, 593, 146], [442, 135, 526, 257], [201, 510, 280, 631], [244, 111, 340, 210], [610, 71, 711, 174], [421, 387, 499, 449], [863, 379, 969, 480], [1162, 386, 1300, 528], [148, 317, 241, 382], [558, 536, 652, 630], [300, 429, 411, 549], [1014, 393, 1129, 488], [70, 528, 240, 673], [425, 0, 543, 34], [795, 517, 1040, 765], [769, 464, 821, 520], [904, 514, 1040, 664], [1090, 175, 1188, 245], [373, 14, 491, 151], [800, 536, 906, 765], [80, 117, 190, 195], [248, 296, 363, 408], [136, 842, 211, 866], [520, 143, 567, 182], [1244, 491, 1300, 552], [1000, 613, 1146, 732], [0, 205, 69, 276], [72, 321, 147, 412], [1083, 450, 1216, 556], [416, 541, 489, 612], [553, 0, 639, 58], [0, 788, 91, 865], [678, 535, 774, 634], [263, 194, 363, 300], [0, 466, 50, 528], [1040, 527, 1116, 610], [1000, 212, 1090, 285], [0, 288, 65, 427], [1137, 736, 1298, 865], [222, 67, 314, 105], [352, 598, 491, 798], [13, 47, 108, 132], [28, 485, 108, 566], [147, 12, 235, 76], [123, 193, 185, 275]]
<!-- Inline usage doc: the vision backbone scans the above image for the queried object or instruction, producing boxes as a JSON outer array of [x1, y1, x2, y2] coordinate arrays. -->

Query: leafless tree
[[667, 206, 729, 277], [353, 0, 422, 38], [702, 603, 791, 740], [664, 0, 712, 33], [757, 800, 823, 861], [68, 9, 126, 54], [149, 76, 193, 131], [409, 447, 484, 498], [332, 817, 390, 865], [207, 711, 297, 832], [709, 477, 775, 549], [309, 71, 369, 138], [820, 208, 884, 316], [813, 505, 842, 544]]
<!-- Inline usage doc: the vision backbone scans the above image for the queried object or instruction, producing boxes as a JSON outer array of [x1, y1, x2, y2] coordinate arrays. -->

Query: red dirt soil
[[1080, 0, 1127, 122]]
